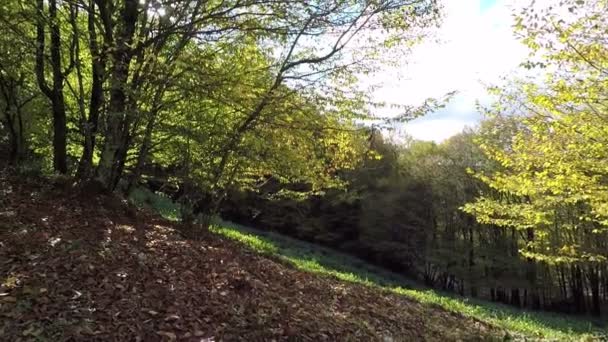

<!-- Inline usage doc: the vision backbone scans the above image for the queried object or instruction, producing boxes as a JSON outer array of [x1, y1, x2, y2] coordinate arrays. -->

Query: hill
[[0, 172, 603, 341]]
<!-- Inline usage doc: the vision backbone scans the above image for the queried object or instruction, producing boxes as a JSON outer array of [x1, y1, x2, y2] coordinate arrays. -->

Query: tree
[[464, 0, 608, 315], [0, 26, 36, 163], [34, 0, 75, 173]]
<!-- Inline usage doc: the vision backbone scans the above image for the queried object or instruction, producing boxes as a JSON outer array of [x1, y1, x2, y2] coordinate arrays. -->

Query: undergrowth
[[128, 187, 181, 221]]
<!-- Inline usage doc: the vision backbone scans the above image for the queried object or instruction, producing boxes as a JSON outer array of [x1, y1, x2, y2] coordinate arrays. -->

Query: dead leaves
[[165, 314, 180, 322], [157, 330, 177, 340], [0, 172, 503, 341], [1, 296, 17, 303], [21, 325, 43, 338]]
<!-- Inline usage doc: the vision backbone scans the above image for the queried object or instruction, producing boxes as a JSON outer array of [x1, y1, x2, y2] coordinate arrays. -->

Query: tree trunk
[[111, 129, 132, 191], [77, 0, 105, 179], [525, 228, 540, 310], [510, 288, 521, 308], [127, 109, 157, 193], [602, 267, 608, 300], [35, 0, 68, 174], [51, 94, 68, 173], [468, 219, 477, 297], [4, 106, 20, 164], [96, 0, 138, 189], [49, 0, 68, 173], [559, 265, 568, 301], [588, 266, 601, 316], [571, 265, 586, 314]]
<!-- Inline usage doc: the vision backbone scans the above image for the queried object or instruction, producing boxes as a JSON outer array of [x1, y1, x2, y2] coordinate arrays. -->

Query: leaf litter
[[0, 171, 502, 341]]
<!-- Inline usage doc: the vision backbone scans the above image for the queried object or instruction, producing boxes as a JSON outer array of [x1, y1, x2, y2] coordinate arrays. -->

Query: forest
[[1, 0, 608, 338]]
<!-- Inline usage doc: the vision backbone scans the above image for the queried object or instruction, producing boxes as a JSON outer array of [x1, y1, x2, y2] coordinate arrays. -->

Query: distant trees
[[0, 2, 39, 164], [0, 28, 38, 164], [222, 114, 606, 316]]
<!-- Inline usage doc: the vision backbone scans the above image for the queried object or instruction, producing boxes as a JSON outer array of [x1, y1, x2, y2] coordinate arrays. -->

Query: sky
[[372, 0, 530, 142]]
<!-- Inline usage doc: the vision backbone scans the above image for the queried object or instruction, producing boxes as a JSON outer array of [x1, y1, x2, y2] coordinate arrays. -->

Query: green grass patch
[[128, 187, 182, 221], [210, 221, 607, 341]]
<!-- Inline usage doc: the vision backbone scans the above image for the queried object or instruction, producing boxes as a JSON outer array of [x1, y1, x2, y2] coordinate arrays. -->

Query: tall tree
[[34, 0, 73, 173]]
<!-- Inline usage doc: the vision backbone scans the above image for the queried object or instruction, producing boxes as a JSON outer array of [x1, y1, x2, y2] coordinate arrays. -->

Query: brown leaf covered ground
[[0, 171, 505, 341]]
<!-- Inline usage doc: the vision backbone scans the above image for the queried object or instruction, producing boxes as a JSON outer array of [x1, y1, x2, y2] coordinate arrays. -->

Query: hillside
[[0, 173, 602, 341], [0, 172, 504, 341], [132, 189, 606, 341]]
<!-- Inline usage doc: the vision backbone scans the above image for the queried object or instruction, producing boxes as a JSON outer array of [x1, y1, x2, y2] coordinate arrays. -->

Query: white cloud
[[403, 118, 477, 142], [370, 0, 530, 142]]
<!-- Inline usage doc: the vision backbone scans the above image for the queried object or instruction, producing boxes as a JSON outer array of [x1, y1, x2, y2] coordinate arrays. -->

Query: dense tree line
[[2, 0, 607, 318]]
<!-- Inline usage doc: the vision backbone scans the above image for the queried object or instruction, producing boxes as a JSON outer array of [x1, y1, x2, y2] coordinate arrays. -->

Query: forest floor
[[0, 171, 604, 341]]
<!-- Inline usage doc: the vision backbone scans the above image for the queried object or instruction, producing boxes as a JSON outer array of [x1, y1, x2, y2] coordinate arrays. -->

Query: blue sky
[[480, 0, 498, 12], [371, 0, 529, 142]]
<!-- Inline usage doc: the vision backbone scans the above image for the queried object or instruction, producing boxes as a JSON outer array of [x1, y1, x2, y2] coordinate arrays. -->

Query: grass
[[210, 221, 607, 341], [128, 186, 182, 221], [129, 186, 607, 341]]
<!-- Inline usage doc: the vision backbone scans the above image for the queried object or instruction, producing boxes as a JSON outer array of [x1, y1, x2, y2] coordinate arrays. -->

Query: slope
[[131, 187, 606, 341], [0, 172, 501, 341], [0, 171, 598, 341]]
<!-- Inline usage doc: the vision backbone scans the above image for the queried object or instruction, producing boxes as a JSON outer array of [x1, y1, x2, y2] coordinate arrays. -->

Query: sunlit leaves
[[465, 0, 608, 265]]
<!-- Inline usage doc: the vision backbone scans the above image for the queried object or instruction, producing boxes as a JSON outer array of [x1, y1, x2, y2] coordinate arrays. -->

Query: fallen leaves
[[164, 314, 180, 322], [21, 325, 43, 337], [144, 309, 159, 316], [0, 171, 502, 341], [1, 296, 16, 303], [156, 330, 177, 340]]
